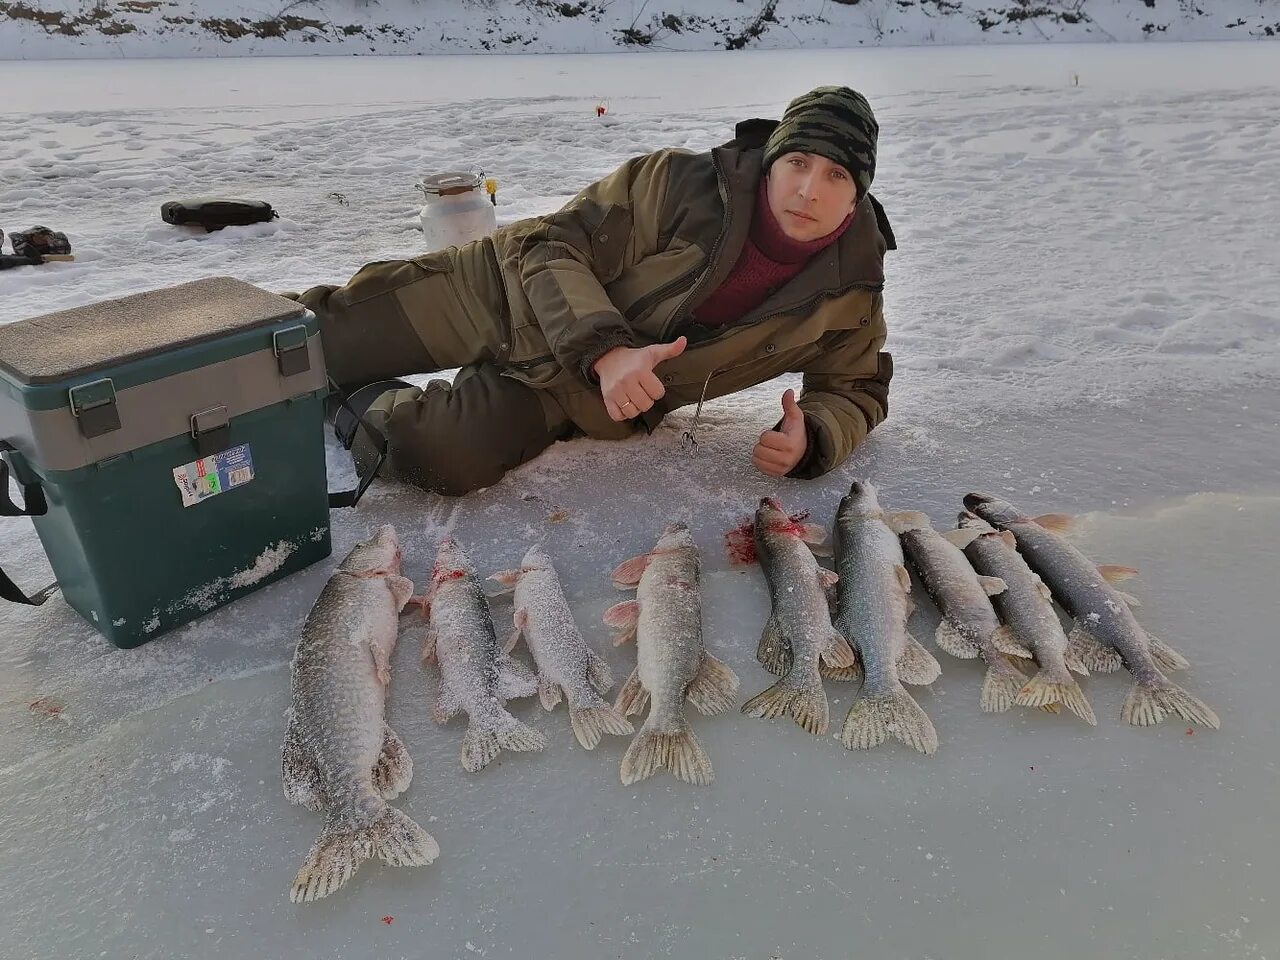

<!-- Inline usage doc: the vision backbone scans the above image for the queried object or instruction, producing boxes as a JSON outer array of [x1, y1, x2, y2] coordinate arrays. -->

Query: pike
[[605, 523, 739, 785], [490, 545, 634, 749], [417, 538, 548, 772], [833, 482, 940, 754], [727, 497, 854, 735], [282, 525, 439, 903]]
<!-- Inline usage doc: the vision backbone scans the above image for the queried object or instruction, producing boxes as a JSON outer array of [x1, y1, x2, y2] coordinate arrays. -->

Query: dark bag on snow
[[161, 198, 278, 232]]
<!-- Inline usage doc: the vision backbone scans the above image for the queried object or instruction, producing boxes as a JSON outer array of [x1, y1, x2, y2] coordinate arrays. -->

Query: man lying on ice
[[286, 85, 895, 495]]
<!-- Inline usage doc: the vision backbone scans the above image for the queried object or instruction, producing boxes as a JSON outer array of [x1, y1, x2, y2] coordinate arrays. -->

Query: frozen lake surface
[[2, 42, 1279, 960]]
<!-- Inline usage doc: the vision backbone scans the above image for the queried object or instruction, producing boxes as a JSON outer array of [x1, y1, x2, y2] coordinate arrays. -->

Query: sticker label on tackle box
[[173, 443, 255, 508]]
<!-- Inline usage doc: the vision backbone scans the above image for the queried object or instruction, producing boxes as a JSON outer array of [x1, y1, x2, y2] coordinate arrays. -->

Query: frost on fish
[[607, 524, 739, 785], [832, 481, 939, 754], [420, 538, 547, 772], [733, 497, 854, 737], [491, 545, 633, 750], [282, 524, 439, 904], [964, 493, 1218, 729]]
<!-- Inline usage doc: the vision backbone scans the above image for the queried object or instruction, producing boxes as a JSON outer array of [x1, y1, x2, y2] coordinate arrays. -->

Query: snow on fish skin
[[737, 497, 853, 736], [606, 523, 739, 785], [956, 512, 1097, 725], [490, 545, 633, 750], [888, 510, 1033, 715], [282, 524, 439, 904], [419, 538, 547, 773], [832, 482, 939, 755], [963, 493, 1219, 729]]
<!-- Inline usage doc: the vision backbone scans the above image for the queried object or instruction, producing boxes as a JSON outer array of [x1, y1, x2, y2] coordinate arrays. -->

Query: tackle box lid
[[0, 277, 308, 386]]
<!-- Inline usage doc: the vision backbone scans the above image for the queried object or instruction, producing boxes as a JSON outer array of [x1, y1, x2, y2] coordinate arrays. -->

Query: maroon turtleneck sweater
[[692, 178, 855, 328]]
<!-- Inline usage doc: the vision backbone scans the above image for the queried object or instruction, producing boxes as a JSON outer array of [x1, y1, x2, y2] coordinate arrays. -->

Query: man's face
[[766, 151, 859, 242]]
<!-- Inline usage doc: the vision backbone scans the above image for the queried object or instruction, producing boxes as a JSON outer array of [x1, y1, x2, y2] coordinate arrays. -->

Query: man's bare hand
[[752, 388, 807, 477], [593, 336, 688, 422]]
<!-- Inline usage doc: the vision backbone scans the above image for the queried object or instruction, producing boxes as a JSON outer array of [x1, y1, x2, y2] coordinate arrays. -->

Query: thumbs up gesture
[[592, 336, 688, 422], [752, 389, 808, 477]]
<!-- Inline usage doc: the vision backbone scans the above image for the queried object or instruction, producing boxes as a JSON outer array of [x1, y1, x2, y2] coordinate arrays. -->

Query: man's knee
[[362, 370, 568, 497]]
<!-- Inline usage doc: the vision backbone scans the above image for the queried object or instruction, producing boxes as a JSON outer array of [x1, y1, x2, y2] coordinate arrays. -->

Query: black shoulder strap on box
[[326, 379, 387, 510], [0, 443, 60, 605]]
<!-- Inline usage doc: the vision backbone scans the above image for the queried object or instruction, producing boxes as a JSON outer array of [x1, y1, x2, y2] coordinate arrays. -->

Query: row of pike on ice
[[277, 481, 1219, 902]]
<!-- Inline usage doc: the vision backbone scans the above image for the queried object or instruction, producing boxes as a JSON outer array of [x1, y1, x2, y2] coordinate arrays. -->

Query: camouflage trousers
[[293, 251, 575, 496]]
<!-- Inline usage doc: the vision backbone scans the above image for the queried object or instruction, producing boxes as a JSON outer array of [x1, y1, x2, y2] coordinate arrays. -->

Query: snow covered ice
[[2, 41, 1279, 959]]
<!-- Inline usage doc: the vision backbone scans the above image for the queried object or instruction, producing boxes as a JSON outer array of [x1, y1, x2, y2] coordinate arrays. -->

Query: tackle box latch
[[273, 326, 311, 377], [190, 404, 230, 457], [68, 379, 121, 439]]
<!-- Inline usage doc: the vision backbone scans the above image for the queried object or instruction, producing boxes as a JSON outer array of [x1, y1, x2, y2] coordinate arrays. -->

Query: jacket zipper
[[660, 155, 732, 342], [505, 353, 555, 371], [623, 266, 701, 324]]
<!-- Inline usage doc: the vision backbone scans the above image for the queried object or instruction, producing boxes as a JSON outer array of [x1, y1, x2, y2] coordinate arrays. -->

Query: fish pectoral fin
[[816, 567, 839, 590], [756, 615, 793, 676], [1031, 513, 1077, 534], [387, 575, 416, 611], [537, 676, 564, 711], [603, 600, 640, 646], [1097, 564, 1139, 583], [998, 530, 1017, 549], [373, 723, 415, 800], [1033, 575, 1054, 601], [885, 510, 931, 535], [613, 666, 650, 717], [895, 564, 913, 594], [686, 652, 741, 717], [977, 575, 1007, 597], [505, 608, 528, 655], [610, 553, 652, 588], [488, 569, 521, 591], [896, 634, 942, 685], [368, 637, 392, 686], [798, 522, 828, 545], [941, 527, 981, 549], [805, 540, 835, 559]]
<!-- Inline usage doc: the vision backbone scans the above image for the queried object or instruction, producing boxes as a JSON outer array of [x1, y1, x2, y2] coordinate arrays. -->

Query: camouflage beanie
[[762, 86, 878, 200]]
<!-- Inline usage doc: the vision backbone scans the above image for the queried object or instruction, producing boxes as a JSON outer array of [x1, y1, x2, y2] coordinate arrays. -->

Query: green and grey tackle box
[[0, 277, 334, 647]]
